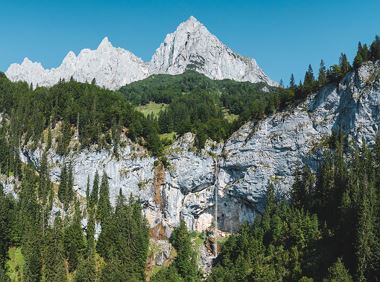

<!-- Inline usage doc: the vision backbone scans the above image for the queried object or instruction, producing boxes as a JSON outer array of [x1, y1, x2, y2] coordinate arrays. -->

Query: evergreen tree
[[98, 190, 149, 281], [170, 221, 200, 281], [354, 42, 364, 69], [0, 265, 10, 282], [303, 64, 316, 94], [353, 53, 363, 70], [85, 175, 90, 212], [291, 165, 315, 211], [23, 226, 43, 282], [58, 164, 74, 213], [318, 59, 327, 86], [0, 184, 13, 267], [151, 266, 183, 282], [42, 218, 67, 282], [74, 251, 97, 282], [63, 200, 86, 272], [289, 74, 296, 90], [89, 172, 99, 209], [339, 53, 351, 75], [58, 165, 68, 207], [355, 172, 377, 281], [86, 207, 96, 253], [323, 258, 353, 282], [370, 35, 380, 61], [96, 173, 112, 225]]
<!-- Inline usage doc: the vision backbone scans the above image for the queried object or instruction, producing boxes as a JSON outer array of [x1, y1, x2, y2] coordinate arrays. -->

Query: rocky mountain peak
[[97, 36, 113, 51], [149, 16, 277, 86], [177, 16, 204, 32], [5, 16, 277, 89]]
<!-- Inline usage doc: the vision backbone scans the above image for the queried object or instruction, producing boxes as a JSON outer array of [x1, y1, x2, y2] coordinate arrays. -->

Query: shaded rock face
[[19, 61, 380, 235]]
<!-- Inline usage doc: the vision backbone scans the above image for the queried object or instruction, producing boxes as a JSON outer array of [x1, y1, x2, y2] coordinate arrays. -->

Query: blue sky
[[0, 0, 379, 84]]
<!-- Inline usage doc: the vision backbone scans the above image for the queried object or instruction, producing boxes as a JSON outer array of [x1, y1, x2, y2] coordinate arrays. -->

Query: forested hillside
[[0, 36, 379, 281], [208, 133, 380, 281]]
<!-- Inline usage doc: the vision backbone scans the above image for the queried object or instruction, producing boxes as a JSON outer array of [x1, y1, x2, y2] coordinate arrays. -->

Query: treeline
[[0, 76, 162, 156], [209, 132, 380, 281], [290, 35, 380, 99]]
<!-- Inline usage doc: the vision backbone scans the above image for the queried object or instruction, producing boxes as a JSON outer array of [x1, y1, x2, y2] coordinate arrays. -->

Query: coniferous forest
[[0, 36, 379, 281]]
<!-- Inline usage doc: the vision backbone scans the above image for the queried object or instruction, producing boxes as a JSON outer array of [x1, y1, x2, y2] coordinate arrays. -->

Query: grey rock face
[[149, 16, 277, 86]]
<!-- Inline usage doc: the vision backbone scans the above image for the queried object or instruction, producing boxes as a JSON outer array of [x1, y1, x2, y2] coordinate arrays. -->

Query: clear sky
[[0, 0, 379, 84]]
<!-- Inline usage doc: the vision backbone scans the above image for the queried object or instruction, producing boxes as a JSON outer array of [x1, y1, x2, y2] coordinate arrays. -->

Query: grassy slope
[[6, 247, 24, 281], [136, 102, 168, 118]]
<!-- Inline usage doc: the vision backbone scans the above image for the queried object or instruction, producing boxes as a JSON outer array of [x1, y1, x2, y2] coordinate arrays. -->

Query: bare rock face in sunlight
[[149, 16, 277, 86], [6, 37, 149, 90]]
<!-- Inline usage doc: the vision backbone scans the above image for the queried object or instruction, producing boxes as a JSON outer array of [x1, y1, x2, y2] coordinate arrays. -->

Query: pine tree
[[23, 225, 43, 282], [289, 74, 296, 90], [339, 53, 351, 75], [86, 207, 96, 253], [355, 173, 376, 281], [98, 190, 149, 281], [291, 165, 315, 211], [0, 265, 10, 282], [75, 252, 97, 282], [0, 184, 13, 267], [42, 218, 67, 282], [58, 164, 74, 213], [370, 35, 380, 61], [63, 200, 86, 272], [89, 172, 99, 209], [354, 53, 363, 69], [354, 42, 364, 69], [96, 173, 112, 225], [151, 266, 183, 282], [85, 175, 90, 212], [323, 258, 353, 282], [170, 221, 200, 281], [58, 165, 68, 207], [303, 64, 315, 94], [318, 59, 327, 86]]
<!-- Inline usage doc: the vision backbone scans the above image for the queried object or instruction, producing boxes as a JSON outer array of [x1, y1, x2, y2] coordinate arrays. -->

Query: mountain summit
[[6, 16, 276, 89], [149, 16, 277, 86], [6, 37, 148, 90]]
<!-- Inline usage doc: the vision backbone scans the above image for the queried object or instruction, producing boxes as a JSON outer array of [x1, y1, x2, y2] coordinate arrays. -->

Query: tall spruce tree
[[318, 59, 327, 86], [42, 217, 67, 282], [0, 184, 14, 267], [89, 172, 99, 209], [289, 74, 296, 90], [303, 64, 315, 95], [63, 200, 86, 273], [170, 221, 200, 281], [339, 53, 351, 74], [96, 173, 112, 224], [98, 190, 149, 281], [370, 35, 380, 61]]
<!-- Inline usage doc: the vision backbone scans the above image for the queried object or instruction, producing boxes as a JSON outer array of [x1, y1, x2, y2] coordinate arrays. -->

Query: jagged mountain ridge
[[5, 16, 276, 90], [6, 37, 149, 90]]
